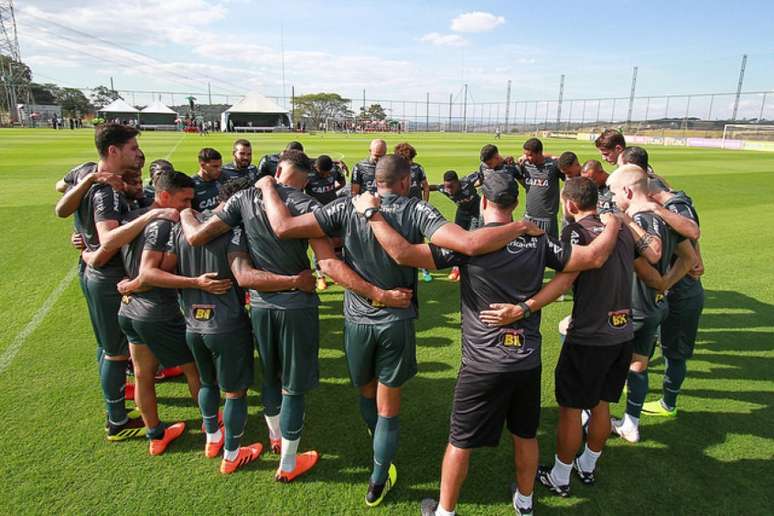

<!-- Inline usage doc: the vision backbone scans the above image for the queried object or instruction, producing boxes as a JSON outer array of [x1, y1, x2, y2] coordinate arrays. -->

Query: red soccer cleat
[[275, 450, 320, 483], [124, 382, 135, 401], [149, 422, 186, 456], [155, 366, 184, 381], [220, 443, 264, 474]]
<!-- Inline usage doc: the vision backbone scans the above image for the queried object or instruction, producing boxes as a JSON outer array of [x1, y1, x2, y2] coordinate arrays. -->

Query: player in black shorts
[[357, 171, 623, 516], [306, 155, 347, 289], [535, 177, 637, 497]]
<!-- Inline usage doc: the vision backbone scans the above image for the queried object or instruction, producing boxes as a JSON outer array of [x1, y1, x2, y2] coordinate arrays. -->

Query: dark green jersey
[[631, 211, 684, 319], [352, 158, 378, 193], [664, 191, 703, 298], [306, 165, 346, 205], [76, 180, 131, 280], [63, 162, 97, 189], [118, 211, 180, 321], [597, 184, 616, 213], [314, 193, 447, 324], [408, 163, 427, 200], [217, 184, 321, 309], [191, 175, 221, 212], [220, 162, 260, 184], [514, 158, 565, 219], [168, 213, 250, 334], [434, 171, 482, 214], [258, 153, 280, 180]]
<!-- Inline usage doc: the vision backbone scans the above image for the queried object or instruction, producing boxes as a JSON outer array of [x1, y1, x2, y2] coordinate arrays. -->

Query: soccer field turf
[[0, 129, 772, 515]]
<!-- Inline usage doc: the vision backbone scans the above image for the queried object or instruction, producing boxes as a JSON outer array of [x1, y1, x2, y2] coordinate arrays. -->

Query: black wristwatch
[[363, 207, 379, 220], [518, 301, 532, 319]]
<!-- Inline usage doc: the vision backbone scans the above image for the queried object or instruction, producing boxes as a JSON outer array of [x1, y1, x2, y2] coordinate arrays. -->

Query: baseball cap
[[482, 171, 518, 206]]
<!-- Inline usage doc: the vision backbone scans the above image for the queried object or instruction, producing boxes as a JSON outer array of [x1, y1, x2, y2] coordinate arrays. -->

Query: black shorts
[[555, 340, 633, 409], [449, 365, 541, 448]]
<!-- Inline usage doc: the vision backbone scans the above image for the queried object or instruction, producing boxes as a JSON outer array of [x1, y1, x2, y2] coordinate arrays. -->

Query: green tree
[[58, 88, 93, 117], [359, 103, 387, 121], [89, 85, 122, 109], [293, 93, 352, 127], [29, 83, 60, 105]]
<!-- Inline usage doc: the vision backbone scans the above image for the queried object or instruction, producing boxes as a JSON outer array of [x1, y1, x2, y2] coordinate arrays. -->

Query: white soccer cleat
[[610, 417, 640, 443]]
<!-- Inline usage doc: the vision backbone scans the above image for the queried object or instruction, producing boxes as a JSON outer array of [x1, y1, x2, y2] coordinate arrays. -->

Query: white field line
[[0, 134, 187, 376]]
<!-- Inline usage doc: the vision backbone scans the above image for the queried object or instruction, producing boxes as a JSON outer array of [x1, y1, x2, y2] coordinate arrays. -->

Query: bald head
[[375, 154, 410, 194], [369, 139, 387, 162], [581, 159, 607, 187], [607, 164, 647, 210]]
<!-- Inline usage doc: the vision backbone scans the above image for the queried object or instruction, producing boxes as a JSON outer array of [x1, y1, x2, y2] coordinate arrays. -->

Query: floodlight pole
[[556, 74, 565, 129], [462, 83, 468, 133], [731, 54, 747, 121], [626, 66, 638, 129], [504, 79, 512, 133], [426, 92, 429, 131], [448, 93, 453, 131]]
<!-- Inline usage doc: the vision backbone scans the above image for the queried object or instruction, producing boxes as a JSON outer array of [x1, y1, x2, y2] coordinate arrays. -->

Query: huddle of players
[[55, 124, 704, 514]]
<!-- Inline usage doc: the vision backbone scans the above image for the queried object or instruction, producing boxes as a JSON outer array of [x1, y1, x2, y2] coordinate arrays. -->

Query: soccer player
[[641, 181, 704, 417], [594, 129, 626, 166], [534, 177, 637, 497], [191, 147, 223, 212], [257, 156, 544, 507], [180, 150, 406, 483], [394, 142, 432, 281], [63, 124, 177, 441], [513, 138, 565, 239], [101, 171, 205, 455], [258, 141, 304, 180], [620, 145, 672, 188], [352, 172, 622, 516], [606, 165, 696, 442], [220, 139, 260, 183], [580, 159, 614, 212], [479, 144, 518, 179], [351, 138, 387, 195], [143, 159, 174, 201], [557, 151, 581, 179], [428, 170, 483, 281]]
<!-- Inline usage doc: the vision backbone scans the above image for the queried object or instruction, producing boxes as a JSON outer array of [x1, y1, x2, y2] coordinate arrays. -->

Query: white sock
[[435, 505, 455, 516], [578, 444, 601, 472], [265, 414, 281, 440], [514, 490, 533, 510], [206, 429, 222, 444], [223, 448, 238, 462], [280, 437, 300, 472], [550, 455, 572, 485], [622, 413, 640, 431]]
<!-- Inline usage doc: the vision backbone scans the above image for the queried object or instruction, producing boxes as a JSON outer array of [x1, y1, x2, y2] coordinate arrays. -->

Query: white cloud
[[419, 32, 468, 47], [451, 11, 505, 33]]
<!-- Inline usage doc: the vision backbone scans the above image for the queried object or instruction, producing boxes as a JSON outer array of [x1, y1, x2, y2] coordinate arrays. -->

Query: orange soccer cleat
[[220, 443, 264, 474], [275, 450, 320, 483], [149, 422, 186, 456], [205, 431, 224, 458]]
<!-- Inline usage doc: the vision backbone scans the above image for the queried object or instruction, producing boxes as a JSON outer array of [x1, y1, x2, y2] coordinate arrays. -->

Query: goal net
[[722, 124, 774, 146]]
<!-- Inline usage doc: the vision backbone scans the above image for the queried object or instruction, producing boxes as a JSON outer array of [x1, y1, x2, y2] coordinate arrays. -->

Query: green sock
[[359, 396, 378, 434], [626, 370, 648, 419], [198, 383, 220, 434], [371, 415, 399, 484], [262, 382, 282, 418], [280, 394, 305, 441], [663, 358, 686, 409], [224, 395, 247, 452], [101, 359, 128, 425]]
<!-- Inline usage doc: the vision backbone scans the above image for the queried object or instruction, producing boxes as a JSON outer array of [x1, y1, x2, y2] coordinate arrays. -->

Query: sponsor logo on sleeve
[[608, 309, 631, 329]]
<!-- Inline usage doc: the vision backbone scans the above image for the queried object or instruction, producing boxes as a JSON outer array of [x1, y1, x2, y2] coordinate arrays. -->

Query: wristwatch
[[518, 301, 532, 319], [363, 207, 379, 220]]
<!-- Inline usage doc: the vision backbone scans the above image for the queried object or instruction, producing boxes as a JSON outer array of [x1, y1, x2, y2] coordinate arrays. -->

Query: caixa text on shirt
[[525, 177, 549, 187]]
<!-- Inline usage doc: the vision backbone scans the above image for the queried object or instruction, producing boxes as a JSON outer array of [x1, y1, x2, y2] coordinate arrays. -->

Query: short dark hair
[[562, 177, 598, 211], [94, 123, 139, 158], [480, 144, 499, 163], [394, 142, 417, 161], [198, 147, 222, 162], [155, 170, 195, 193], [233, 139, 251, 150], [443, 170, 459, 182], [523, 138, 543, 153], [621, 146, 649, 171], [375, 154, 410, 187], [218, 177, 252, 203], [285, 141, 304, 151], [149, 159, 174, 181], [315, 154, 333, 172], [558, 151, 578, 170], [279, 149, 312, 174], [595, 129, 626, 150]]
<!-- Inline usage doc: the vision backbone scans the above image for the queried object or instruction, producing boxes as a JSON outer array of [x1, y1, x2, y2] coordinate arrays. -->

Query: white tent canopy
[[140, 101, 177, 114], [98, 98, 139, 113], [225, 92, 286, 114]]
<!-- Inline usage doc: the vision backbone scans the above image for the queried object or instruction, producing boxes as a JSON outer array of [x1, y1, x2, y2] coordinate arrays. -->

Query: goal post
[[722, 124, 774, 147]]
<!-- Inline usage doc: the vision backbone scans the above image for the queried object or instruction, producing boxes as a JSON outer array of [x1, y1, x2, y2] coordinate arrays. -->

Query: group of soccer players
[[55, 124, 704, 515]]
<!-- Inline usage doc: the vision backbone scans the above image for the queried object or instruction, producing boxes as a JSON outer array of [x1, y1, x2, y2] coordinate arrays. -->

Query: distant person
[[220, 139, 260, 183], [258, 141, 304, 180], [351, 139, 387, 195]]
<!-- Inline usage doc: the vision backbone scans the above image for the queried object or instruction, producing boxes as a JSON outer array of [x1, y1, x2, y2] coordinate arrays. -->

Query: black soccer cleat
[[572, 455, 596, 485], [536, 465, 570, 497], [107, 415, 146, 442], [365, 464, 397, 507]]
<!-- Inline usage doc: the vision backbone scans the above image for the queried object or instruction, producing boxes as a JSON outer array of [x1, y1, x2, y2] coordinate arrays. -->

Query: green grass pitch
[[0, 129, 772, 514]]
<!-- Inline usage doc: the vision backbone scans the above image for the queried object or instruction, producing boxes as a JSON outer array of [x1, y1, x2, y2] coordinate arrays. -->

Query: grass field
[[0, 129, 772, 515]]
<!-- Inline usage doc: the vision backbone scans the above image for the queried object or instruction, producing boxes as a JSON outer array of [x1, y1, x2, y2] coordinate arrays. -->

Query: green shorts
[[251, 307, 319, 395], [118, 315, 193, 368], [82, 272, 128, 357], [186, 328, 254, 392], [660, 291, 704, 360], [344, 319, 417, 388], [632, 303, 669, 357]]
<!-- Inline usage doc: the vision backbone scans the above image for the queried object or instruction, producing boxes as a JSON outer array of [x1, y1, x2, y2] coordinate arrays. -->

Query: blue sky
[[16, 0, 774, 107]]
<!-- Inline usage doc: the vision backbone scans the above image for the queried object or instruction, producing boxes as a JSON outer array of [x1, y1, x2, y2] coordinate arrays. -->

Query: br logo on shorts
[[608, 309, 630, 329], [192, 304, 215, 321], [501, 329, 525, 348]]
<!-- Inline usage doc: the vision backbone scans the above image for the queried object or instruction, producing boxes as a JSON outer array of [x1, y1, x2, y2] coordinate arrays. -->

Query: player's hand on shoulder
[[479, 303, 523, 326], [153, 208, 180, 223], [256, 175, 277, 190], [94, 171, 125, 191], [352, 192, 380, 214], [293, 269, 317, 293], [523, 220, 544, 237], [196, 272, 232, 294], [378, 287, 413, 309]]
